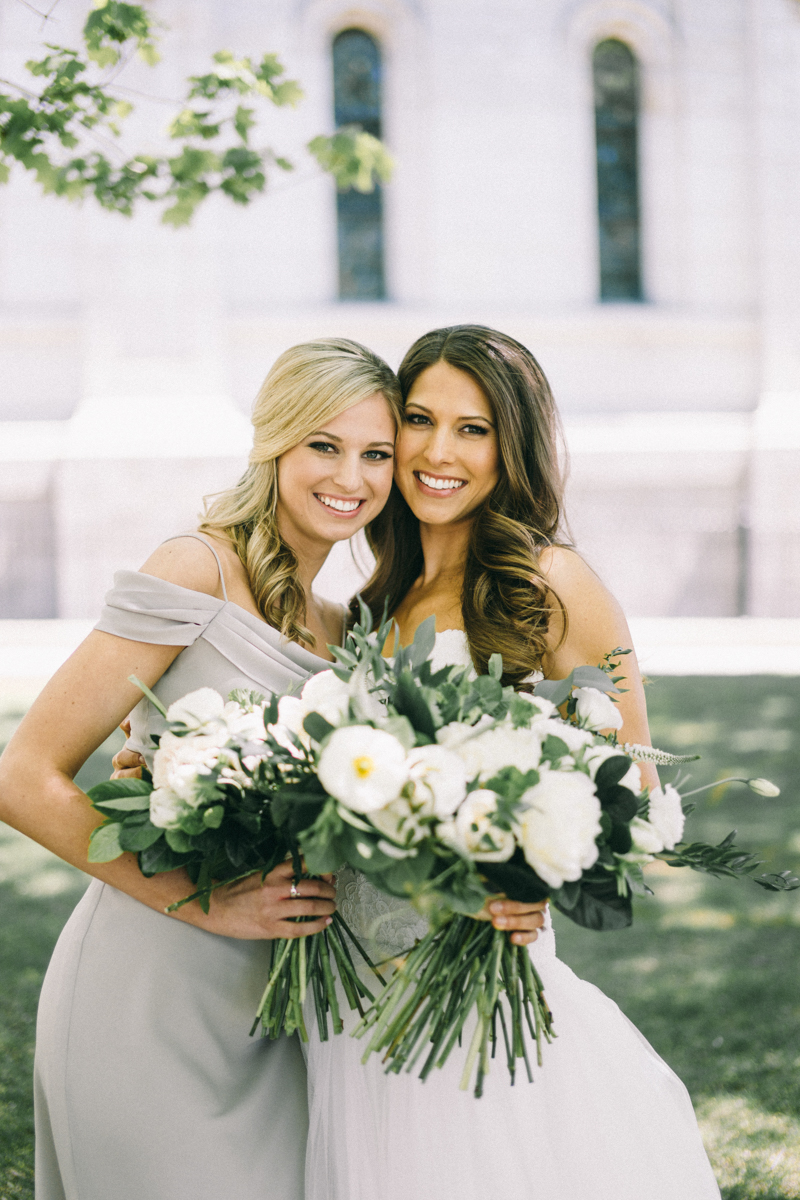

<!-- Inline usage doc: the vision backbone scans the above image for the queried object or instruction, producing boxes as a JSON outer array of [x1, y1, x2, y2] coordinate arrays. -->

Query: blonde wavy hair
[[200, 338, 401, 647]]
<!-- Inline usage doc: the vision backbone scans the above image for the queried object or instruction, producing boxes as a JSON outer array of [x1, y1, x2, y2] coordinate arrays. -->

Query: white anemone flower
[[517, 772, 602, 888], [317, 725, 408, 813], [573, 687, 623, 732], [405, 744, 468, 817], [438, 790, 515, 862]]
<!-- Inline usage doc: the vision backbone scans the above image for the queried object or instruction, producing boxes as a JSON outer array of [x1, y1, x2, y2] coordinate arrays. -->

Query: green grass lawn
[[1, 677, 799, 1199]]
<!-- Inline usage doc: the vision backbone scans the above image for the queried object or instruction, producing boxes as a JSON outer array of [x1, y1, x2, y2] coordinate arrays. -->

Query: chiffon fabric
[[34, 541, 334, 1200], [303, 630, 721, 1200]]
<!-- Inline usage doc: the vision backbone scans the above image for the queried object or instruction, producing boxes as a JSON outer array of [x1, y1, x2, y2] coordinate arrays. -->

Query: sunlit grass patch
[[698, 1095, 800, 1199]]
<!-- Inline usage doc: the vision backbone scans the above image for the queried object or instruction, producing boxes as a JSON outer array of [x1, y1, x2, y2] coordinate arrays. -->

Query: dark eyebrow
[[404, 404, 494, 426], [306, 431, 395, 449]]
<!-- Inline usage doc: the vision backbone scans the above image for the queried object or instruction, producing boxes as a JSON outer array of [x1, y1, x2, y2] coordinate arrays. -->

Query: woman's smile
[[413, 470, 468, 496], [313, 492, 367, 515]]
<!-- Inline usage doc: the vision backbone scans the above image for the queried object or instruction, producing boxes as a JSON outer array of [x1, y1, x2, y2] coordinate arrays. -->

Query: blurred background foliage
[[1, 675, 798, 1198]]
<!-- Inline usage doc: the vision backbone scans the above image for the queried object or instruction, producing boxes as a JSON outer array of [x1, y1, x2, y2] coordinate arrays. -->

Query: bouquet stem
[[251, 910, 383, 1043], [353, 916, 555, 1097]]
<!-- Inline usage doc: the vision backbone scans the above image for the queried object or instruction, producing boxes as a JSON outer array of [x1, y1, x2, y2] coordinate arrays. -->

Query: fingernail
[[495, 916, 507, 927], [490, 902, 503, 914], [325, 917, 333, 926]]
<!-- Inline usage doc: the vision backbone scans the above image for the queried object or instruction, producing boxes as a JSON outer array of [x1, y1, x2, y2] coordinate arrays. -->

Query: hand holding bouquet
[[87, 603, 799, 1095]]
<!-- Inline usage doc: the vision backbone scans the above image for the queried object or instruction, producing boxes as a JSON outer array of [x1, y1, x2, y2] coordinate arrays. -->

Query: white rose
[[517, 772, 602, 888], [438, 789, 515, 862], [301, 670, 352, 723], [152, 731, 221, 805], [273, 670, 352, 750], [167, 686, 231, 739], [647, 784, 685, 851], [573, 687, 623, 732], [435, 715, 495, 751], [149, 786, 187, 830], [317, 725, 408, 813], [221, 701, 266, 743], [537, 718, 595, 755], [583, 744, 642, 794], [455, 726, 542, 783], [626, 815, 664, 857], [370, 796, 427, 846], [405, 744, 468, 817], [515, 693, 558, 721]]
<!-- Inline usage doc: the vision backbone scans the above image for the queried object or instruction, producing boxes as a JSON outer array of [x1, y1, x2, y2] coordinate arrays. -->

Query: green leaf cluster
[[1, 7, 392, 225]]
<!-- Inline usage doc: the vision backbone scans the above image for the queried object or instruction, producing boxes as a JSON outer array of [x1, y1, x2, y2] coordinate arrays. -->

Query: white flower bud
[[748, 778, 780, 797]]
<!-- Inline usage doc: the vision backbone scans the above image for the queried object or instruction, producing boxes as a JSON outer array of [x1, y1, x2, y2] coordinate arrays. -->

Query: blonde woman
[[0, 340, 403, 1200]]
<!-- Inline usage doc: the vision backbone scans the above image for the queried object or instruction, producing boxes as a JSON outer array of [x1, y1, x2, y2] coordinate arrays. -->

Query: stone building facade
[[1, 0, 799, 618]]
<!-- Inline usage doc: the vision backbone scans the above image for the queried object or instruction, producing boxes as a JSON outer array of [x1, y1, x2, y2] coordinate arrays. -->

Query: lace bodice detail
[[337, 630, 554, 961]]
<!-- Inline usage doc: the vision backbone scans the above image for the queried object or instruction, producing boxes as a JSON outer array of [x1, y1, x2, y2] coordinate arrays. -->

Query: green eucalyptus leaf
[[87, 778, 152, 804], [118, 820, 163, 853], [87, 821, 125, 863]]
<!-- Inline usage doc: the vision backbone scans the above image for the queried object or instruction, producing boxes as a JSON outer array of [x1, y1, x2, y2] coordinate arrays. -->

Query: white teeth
[[418, 472, 466, 491], [317, 495, 362, 512]]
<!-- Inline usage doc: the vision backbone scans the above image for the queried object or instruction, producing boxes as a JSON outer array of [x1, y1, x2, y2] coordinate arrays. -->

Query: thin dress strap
[[161, 533, 229, 602]]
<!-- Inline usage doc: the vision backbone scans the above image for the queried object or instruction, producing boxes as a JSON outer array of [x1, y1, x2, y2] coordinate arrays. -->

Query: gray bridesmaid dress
[[34, 537, 334, 1200]]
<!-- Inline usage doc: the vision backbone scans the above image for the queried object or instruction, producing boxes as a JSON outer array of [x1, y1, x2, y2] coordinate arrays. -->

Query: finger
[[492, 911, 545, 931], [112, 750, 145, 771], [110, 767, 143, 780], [119, 718, 132, 736], [280, 915, 334, 939], [282, 879, 337, 901], [264, 860, 296, 885], [510, 930, 538, 945], [269, 899, 337, 922], [489, 899, 547, 916]]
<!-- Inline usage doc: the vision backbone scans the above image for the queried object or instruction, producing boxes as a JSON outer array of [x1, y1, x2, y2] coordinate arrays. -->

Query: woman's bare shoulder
[[138, 533, 229, 599], [537, 545, 614, 602]]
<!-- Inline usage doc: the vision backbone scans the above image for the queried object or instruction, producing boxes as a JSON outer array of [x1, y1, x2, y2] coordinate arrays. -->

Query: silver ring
[[289, 880, 300, 899]]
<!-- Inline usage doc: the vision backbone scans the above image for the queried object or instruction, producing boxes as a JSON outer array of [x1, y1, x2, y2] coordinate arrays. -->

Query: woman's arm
[[0, 540, 335, 938], [539, 546, 659, 790]]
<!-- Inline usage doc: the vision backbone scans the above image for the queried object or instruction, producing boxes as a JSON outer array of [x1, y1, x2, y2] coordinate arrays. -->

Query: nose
[[424, 425, 457, 466], [330, 451, 364, 493]]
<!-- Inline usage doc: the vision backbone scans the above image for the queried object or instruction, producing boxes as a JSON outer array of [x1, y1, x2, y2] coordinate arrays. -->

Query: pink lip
[[412, 471, 468, 498], [313, 493, 367, 519]]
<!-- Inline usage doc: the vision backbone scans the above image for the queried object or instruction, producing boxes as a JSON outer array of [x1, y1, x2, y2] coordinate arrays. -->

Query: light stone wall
[[1, 0, 800, 619]]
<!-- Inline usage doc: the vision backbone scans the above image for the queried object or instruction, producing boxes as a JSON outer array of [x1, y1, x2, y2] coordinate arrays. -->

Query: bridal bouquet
[[87, 603, 798, 1095]]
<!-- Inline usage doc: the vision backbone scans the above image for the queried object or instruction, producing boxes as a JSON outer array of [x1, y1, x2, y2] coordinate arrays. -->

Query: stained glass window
[[333, 29, 385, 301], [593, 39, 642, 301]]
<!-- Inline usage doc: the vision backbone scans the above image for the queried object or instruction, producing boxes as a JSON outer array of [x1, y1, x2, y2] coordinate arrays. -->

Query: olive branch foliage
[[0, 0, 393, 226]]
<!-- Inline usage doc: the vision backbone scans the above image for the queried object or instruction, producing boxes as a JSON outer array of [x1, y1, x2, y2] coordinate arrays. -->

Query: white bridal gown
[[303, 629, 721, 1200]]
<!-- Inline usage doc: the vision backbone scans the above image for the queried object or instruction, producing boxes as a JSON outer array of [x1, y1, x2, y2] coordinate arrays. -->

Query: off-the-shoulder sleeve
[[94, 570, 224, 646]]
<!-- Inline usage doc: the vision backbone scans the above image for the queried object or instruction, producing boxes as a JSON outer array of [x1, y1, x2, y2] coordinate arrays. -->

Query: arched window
[[333, 29, 386, 300], [593, 39, 642, 301]]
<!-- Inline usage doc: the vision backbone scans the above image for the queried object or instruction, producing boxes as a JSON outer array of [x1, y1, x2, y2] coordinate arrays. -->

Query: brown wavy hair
[[356, 325, 568, 687], [200, 338, 401, 648]]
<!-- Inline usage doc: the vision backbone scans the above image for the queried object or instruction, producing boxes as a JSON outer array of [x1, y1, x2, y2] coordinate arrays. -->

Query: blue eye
[[363, 450, 392, 461], [308, 441, 337, 454]]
